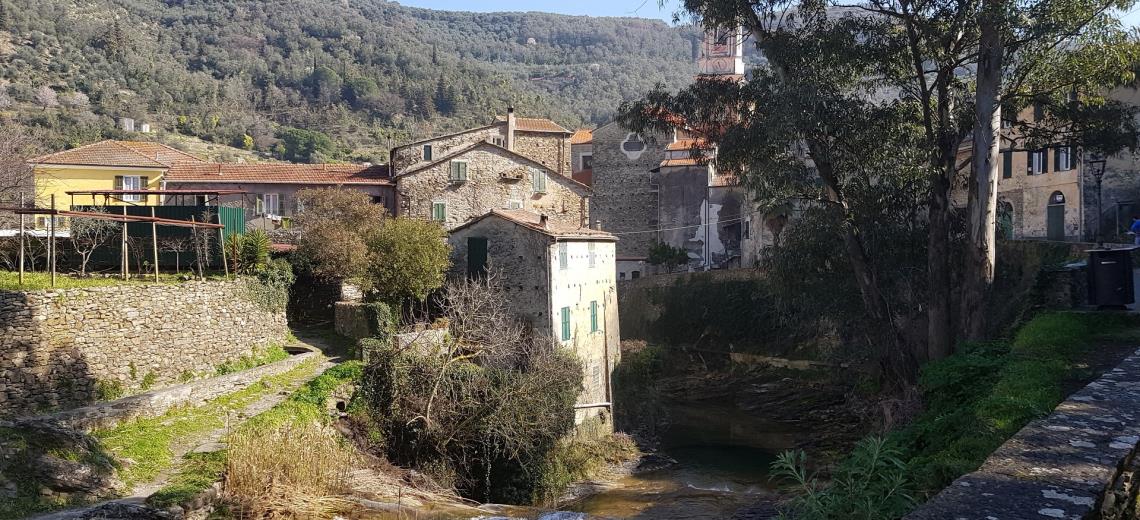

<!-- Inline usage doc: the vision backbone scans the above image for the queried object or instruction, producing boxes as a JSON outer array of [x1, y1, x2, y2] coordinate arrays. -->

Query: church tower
[[697, 26, 745, 77]]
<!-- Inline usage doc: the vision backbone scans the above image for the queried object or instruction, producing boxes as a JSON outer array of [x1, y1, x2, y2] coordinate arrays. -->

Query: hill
[[0, 0, 699, 161]]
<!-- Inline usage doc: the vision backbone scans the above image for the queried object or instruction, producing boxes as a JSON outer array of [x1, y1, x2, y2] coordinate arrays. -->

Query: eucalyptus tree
[[620, 6, 931, 379]]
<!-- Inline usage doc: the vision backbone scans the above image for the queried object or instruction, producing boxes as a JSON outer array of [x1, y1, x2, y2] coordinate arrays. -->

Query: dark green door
[[1047, 204, 1065, 241], [467, 237, 488, 279]]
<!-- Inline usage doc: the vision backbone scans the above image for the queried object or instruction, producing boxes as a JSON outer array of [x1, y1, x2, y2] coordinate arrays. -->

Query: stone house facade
[[391, 109, 573, 177], [1092, 86, 1140, 243], [447, 209, 619, 426], [570, 129, 594, 187], [590, 122, 671, 259], [395, 141, 591, 230]]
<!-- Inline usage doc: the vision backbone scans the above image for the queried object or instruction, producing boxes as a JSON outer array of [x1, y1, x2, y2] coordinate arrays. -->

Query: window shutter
[[140, 176, 149, 203], [256, 195, 264, 215], [561, 307, 571, 341], [1002, 151, 1012, 179], [1042, 150, 1049, 174], [460, 161, 467, 180], [590, 301, 598, 332], [114, 175, 124, 191], [1026, 152, 1032, 175]]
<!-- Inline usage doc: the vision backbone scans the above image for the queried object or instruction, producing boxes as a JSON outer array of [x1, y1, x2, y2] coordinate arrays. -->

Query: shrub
[[94, 379, 125, 401], [772, 437, 915, 520], [240, 229, 270, 271], [244, 258, 295, 313], [365, 217, 450, 304]]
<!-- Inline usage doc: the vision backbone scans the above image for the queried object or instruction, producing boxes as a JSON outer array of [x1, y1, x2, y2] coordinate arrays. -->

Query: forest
[[0, 0, 699, 161]]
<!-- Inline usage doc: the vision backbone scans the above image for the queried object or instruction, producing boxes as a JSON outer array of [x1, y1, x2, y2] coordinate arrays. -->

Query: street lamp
[[1088, 154, 1107, 247]]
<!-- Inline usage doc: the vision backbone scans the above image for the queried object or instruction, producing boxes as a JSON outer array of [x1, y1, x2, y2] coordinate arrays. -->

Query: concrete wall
[[0, 279, 288, 416], [1093, 86, 1140, 243], [591, 122, 671, 257], [396, 146, 590, 230], [571, 142, 592, 175]]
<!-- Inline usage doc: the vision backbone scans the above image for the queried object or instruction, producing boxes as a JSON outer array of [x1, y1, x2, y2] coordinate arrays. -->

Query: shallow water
[[561, 399, 794, 519]]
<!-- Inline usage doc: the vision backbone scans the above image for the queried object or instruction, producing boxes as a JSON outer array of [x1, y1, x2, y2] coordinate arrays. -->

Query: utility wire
[[607, 207, 763, 235]]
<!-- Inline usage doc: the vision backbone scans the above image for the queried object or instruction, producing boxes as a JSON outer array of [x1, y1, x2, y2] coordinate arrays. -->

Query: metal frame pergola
[[3, 191, 232, 288], [63, 188, 248, 208]]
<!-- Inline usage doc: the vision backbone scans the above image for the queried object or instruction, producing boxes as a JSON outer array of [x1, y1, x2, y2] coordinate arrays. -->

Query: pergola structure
[[64, 189, 247, 208], [3, 190, 237, 288]]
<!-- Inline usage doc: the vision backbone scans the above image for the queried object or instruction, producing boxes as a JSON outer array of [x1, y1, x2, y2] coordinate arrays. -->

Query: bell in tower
[[697, 26, 745, 77]]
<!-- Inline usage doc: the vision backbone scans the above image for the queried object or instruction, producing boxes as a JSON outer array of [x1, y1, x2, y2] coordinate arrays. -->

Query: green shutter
[[432, 202, 446, 221], [532, 169, 546, 194], [423, 145, 432, 161], [561, 307, 571, 341], [590, 301, 598, 332], [558, 243, 568, 269], [1002, 151, 1012, 179]]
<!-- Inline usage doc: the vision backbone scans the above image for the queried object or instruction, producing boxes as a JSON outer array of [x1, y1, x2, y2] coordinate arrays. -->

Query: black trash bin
[[1087, 247, 1137, 308]]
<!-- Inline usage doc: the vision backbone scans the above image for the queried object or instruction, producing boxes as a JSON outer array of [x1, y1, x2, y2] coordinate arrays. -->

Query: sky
[[398, 0, 1140, 27]]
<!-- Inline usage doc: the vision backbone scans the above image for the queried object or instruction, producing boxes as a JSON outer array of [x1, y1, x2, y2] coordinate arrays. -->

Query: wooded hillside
[[0, 0, 698, 161]]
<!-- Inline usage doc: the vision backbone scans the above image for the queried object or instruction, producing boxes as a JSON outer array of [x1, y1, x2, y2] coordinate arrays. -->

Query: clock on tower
[[697, 26, 745, 77]]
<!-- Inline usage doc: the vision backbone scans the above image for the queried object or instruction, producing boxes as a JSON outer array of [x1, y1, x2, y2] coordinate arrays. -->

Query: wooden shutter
[[561, 307, 571, 341], [256, 194, 264, 215], [114, 175, 124, 191], [1002, 151, 1012, 178], [140, 176, 149, 203]]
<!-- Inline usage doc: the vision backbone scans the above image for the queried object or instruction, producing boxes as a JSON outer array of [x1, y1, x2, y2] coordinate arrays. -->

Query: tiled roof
[[660, 158, 708, 167], [495, 116, 571, 133], [666, 138, 711, 151], [28, 140, 189, 168], [570, 129, 593, 145], [709, 174, 740, 187], [117, 141, 205, 165], [399, 141, 592, 191], [166, 163, 393, 185], [454, 209, 616, 240]]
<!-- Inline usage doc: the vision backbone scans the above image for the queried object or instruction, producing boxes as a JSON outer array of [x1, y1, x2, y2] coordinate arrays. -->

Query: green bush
[[95, 379, 125, 401], [215, 345, 290, 376], [244, 259, 295, 313], [771, 437, 915, 520], [241, 229, 271, 271]]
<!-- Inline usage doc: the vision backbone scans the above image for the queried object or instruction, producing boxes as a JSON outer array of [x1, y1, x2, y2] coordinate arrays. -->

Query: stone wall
[[591, 123, 671, 257], [396, 145, 590, 230], [0, 280, 288, 417], [514, 131, 571, 176], [392, 126, 501, 173]]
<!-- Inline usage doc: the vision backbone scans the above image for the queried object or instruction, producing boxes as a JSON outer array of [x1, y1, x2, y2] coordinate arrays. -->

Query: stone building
[[394, 141, 591, 230], [1090, 86, 1140, 243], [570, 129, 594, 187], [447, 209, 619, 426], [391, 108, 573, 177]]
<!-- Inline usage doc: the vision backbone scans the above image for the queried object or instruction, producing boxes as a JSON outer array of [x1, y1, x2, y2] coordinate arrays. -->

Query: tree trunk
[[961, 1, 1005, 341], [927, 80, 956, 362]]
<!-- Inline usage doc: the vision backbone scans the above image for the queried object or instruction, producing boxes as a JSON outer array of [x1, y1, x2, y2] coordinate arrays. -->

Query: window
[[1002, 151, 1012, 179], [1055, 146, 1073, 171], [531, 168, 547, 194], [743, 220, 751, 239], [1028, 150, 1047, 175], [588, 242, 596, 268], [621, 133, 647, 159], [431, 201, 447, 221], [449, 160, 468, 182], [491, 136, 505, 147], [560, 306, 571, 341], [423, 144, 433, 161], [580, 152, 593, 171], [631, 270, 641, 279], [590, 301, 599, 333], [115, 175, 143, 202], [507, 187, 522, 209], [258, 193, 280, 217], [558, 243, 568, 269], [619, 272, 627, 280]]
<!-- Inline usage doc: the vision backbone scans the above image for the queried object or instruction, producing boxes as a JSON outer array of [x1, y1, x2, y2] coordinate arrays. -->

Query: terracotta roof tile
[[117, 141, 205, 165], [495, 116, 571, 133], [710, 174, 740, 187], [29, 140, 172, 168], [660, 158, 707, 167], [455, 209, 616, 240], [666, 138, 711, 151], [166, 163, 393, 185], [570, 129, 593, 145]]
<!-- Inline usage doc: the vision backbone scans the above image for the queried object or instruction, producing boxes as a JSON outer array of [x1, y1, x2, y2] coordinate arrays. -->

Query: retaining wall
[[0, 279, 288, 416]]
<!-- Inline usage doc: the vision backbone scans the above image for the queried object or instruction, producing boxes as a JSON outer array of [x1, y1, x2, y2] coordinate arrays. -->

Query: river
[[558, 399, 796, 519]]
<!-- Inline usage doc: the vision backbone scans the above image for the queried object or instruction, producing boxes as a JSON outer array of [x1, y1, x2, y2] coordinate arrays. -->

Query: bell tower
[[697, 26, 745, 77]]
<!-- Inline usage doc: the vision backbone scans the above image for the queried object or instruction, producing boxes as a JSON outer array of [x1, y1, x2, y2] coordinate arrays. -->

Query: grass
[[93, 358, 320, 489], [215, 344, 291, 375], [0, 270, 227, 291], [146, 361, 362, 511], [896, 311, 1140, 497]]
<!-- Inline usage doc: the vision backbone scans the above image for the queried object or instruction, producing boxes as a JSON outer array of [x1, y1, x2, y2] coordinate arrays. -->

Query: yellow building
[[28, 140, 203, 212]]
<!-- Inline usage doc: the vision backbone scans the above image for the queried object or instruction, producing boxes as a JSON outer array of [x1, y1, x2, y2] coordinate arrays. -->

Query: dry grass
[[225, 421, 356, 519]]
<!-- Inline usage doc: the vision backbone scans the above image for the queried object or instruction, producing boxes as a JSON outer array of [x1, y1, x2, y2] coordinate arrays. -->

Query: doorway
[[1047, 191, 1066, 241]]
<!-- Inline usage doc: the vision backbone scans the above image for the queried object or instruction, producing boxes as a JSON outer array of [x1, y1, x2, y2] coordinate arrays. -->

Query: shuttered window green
[[590, 301, 598, 333], [560, 306, 571, 341]]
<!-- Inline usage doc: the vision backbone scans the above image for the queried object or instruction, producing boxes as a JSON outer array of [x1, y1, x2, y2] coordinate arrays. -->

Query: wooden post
[[190, 215, 200, 280], [151, 207, 159, 282], [18, 192, 25, 286], [49, 194, 56, 287], [121, 205, 128, 280], [218, 211, 229, 278]]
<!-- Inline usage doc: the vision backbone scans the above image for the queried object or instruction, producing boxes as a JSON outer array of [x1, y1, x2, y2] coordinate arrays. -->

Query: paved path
[[29, 331, 344, 519], [906, 346, 1140, 520]]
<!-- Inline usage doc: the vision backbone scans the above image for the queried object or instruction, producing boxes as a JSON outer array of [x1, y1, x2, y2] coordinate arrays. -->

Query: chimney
[[593, 220, 603, 231], [506, 105, 516, 151], [539, 214, 549, 229]]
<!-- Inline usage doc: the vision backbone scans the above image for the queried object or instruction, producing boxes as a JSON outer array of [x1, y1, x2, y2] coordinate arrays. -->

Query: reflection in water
[[563, 400, 790, 519]]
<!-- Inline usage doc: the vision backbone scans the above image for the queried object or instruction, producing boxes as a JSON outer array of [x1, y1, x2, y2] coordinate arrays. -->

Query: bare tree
[[0, 124, 43, 229], [434, 270, 532, 367], [160, 235, 193, 273], [191, 211, 215, 279], [70, 211, 118, 275], [34, 86, 58, 110]]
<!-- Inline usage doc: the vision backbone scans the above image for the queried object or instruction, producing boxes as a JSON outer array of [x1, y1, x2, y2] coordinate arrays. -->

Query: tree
[[275, 126, 337, 163], [60, 91, 90, 110], [293, 187, 387, 282], [647, 242, 690, 272], [34, 86, 57, 110], [69, 211, 117, 275], [365, 217, 451, 304], [160, 235, 193, 273]]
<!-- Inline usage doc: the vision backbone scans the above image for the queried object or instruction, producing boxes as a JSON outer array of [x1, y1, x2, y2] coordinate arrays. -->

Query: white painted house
[[447, 209, 620, 426]]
